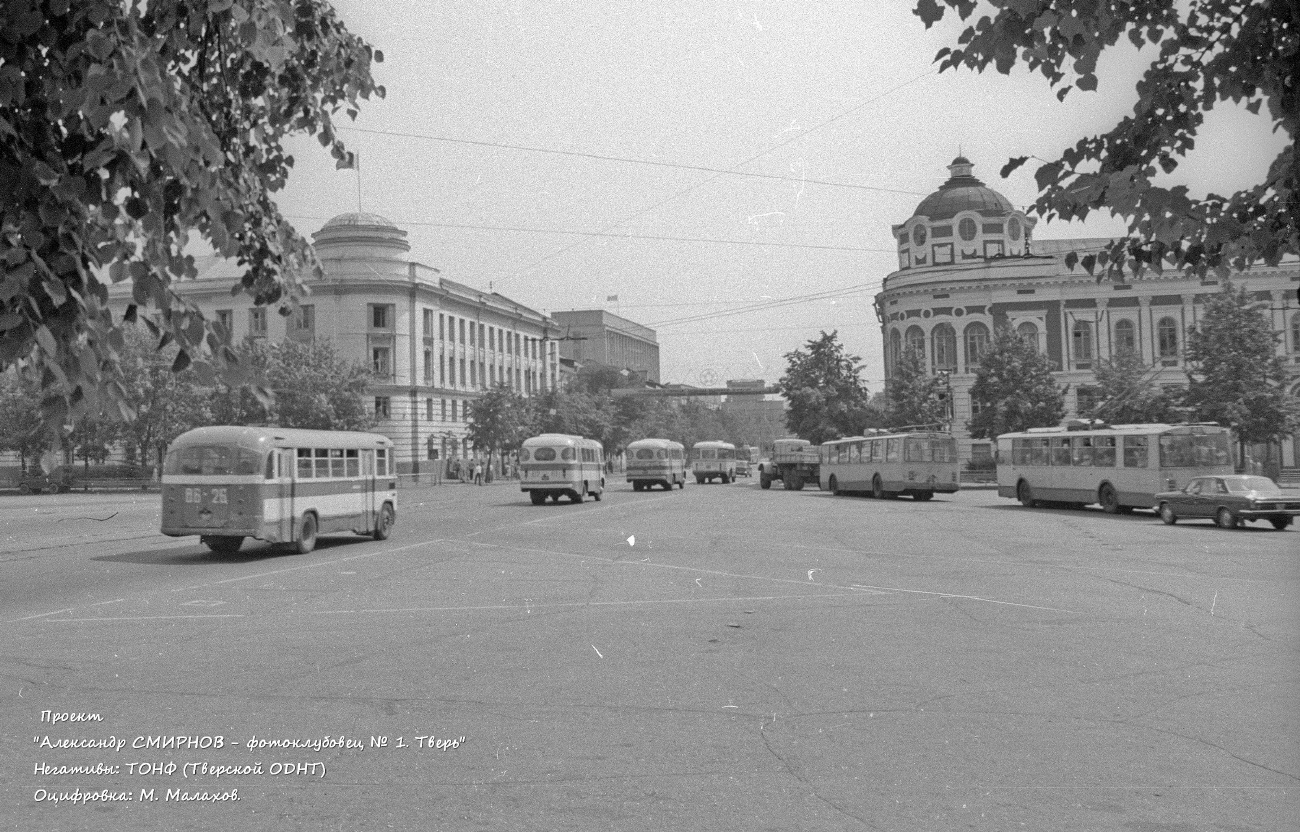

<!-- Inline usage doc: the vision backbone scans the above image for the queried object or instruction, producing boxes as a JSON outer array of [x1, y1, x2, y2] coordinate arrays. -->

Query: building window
[[442, 314, 449, 342], [423, 308, 434, 338], [932, 323, 957, 372], [441, 399, 447, 420], [958, 217, 977, 241], [963, 322, 990, 371], [425, 398, 433, 420], [370, 304, 392, 329], [932, 243, 954, 265], [1017, 321, 1039, 351], [1008, 216, 1022, 240], [912, 224, 927, 246], [905, 325, 925, 362], [1157, 316, 1179, 358], [215, 309, 234, 337], [372, 346, 391, 377], [459, 318, 466, 343], [374, 396, 391, 419], [459, 358, 466, 387], [249, 308, 267, 337], [424, 349, 433, 382], [291, 304, 314, 336], [1114, 319, 1136, 356], [1072, 320, 1093, 362], [889, 329, 902, 369], [451, 400, 458, 421]]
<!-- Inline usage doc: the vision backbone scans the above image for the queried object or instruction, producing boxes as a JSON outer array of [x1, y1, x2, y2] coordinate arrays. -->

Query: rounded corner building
[[875, 156, 1300, 472]]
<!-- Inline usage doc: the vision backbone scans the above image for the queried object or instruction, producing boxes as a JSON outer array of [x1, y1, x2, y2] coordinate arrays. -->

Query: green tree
[[531, 389, 616, 448], [1, 0, 383, 430], [467, 385, 537, 474], [776, 331, 873, 445], [116, 329, 211, 470], [914, 0, 1296, 278], [67, 410, 121, 471], [0, 370, 50, 472], [968, 326, 1065, 438], [1183, 282, 1299, 448], [885, 347, 949, 429], [209, 339, 373, 430], [1089, 351, 1182, 424]]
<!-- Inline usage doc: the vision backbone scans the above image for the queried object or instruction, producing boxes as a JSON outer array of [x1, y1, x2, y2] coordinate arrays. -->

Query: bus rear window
[[533, 448, 557, 461], [165, 445, 262, 476]]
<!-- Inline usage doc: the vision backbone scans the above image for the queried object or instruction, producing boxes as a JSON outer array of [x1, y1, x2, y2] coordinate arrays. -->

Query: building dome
[[912, 157, 1014, 221], [320, 211, 400, 230], [311, 211, 410, 258]]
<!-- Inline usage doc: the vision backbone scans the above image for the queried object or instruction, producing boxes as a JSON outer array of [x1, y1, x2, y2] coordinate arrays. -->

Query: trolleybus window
[[1051, 438, 1072, 466], [885, 439, 900, 462], [1123, 436, 1149, 468], [1093, 436, 1116, 467], [1159, 432, 1231, 467]]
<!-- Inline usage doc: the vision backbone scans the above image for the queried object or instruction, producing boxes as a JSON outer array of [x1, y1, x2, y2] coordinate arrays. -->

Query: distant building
[[721, 379, 786, 445], [106, 212, 560, 476], [876, 157, 1300, 470], [550, 310, 661, 384]]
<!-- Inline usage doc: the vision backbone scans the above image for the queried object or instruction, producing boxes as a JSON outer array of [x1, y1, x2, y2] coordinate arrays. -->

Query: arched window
[[1017, 321, 1039, 352], [889, 329, 902, 369], [905, 325, 926, 362], [958, 217, 977, 241], [1114, 319, 1136, 356], [963, 322, 990, 371], [932, 323, 957, 372], [1072, 320, 1093, 361], [1157, 316, 1179, 358]]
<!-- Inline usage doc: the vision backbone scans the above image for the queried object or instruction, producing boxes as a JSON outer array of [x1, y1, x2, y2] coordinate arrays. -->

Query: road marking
[[308, 592, 867, 616], [848, 583, 1076, 613]]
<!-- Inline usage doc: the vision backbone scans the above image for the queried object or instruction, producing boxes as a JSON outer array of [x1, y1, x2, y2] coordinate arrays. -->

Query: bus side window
[[361, 449, 374, 476], [264, 452, 275, 480], [376, 448, 389, 477], [346, 449, 360, 477], [297, 449, 313, 479]]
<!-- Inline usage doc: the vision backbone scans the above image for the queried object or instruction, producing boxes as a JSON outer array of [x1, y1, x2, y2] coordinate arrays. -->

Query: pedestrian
[[473, 460, 483, 485]]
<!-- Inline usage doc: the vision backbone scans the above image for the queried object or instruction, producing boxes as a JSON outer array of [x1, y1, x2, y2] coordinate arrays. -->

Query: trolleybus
[[691, 441, 737, 484], [996, 421, 1233, 513], [819, 430, 959, 500], [161, 426, 396, 554], [520, 433, 606, 504], [625, 438, 687, 491]]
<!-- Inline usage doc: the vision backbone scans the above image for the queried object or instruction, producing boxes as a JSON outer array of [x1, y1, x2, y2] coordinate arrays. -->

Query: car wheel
[[373, 503, 395, 540], [1269, 517, 1292, 530], [1159, 503, 1177, 525], [1215, 507, 1238, 530]]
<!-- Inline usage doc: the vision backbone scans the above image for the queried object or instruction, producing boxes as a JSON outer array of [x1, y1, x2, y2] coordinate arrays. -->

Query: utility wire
[[650, 279, 884, 328]]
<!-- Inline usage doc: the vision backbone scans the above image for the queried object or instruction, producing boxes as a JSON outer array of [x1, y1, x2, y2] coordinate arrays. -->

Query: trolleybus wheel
[[828, 475, 839, 496], [373, 503, 395, 540], [294, 513, 318, 554], [202, 535, 243, 554], [789, 473, 804, 491], [759, 474, 771, 489], [1016, 480, 1037, 508], [1269, 516, 1292, 530], [914, 491, 933, 501], [1159, 503, 1177, 525], [1215, 507, 1239, 529], [1099, 483, 1121, 514], [530, 491, 547, 505], [871, 475, 885, 500]]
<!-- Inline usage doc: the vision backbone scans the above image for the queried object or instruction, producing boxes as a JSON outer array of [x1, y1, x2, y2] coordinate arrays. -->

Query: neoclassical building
[[108, 212, 561, 477], [875, 157, 1300, 470]]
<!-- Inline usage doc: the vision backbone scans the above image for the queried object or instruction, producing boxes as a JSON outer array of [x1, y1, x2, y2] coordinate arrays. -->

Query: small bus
[[691, 440, 737, 484], [625, 438, 687, 491], [520, 433, 605, 504], [819, 430, 959, 500], [996, 421, 1233, 513], [161, 426, 396, 554]]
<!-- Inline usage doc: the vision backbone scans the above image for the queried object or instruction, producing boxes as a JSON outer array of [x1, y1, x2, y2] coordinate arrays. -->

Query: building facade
[[875, 157, 1300, 469], [549, 310, 661, 384], [108, 212, 561, 477]]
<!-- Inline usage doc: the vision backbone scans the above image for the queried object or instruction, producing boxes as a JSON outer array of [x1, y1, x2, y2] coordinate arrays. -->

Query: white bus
[[819, 431, 960, 500], [997, 422, 1234, 513], [691, 440, 737, 484], [161, 426, 396, 554], [625, 438, 687, 491], [520, 433, 606, 504]]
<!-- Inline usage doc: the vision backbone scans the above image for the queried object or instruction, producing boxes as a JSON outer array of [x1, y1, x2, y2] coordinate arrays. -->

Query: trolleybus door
[[275, 449, 294, 542], [362, 449, 376, 532]]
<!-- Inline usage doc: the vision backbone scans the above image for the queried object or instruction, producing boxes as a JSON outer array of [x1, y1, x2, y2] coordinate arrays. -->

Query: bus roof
[[522, 433, 601, 447], [692, 440, 736, 449], [626, 437, 684, 450], [998, 422, 1227, 440], [822, 431, 952, 445], [169, 426, 392, 450]]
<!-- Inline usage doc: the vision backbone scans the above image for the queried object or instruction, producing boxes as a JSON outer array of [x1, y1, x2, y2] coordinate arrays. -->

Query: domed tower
[[892, 157, 1035, 271], [311, 212, 411, 276]]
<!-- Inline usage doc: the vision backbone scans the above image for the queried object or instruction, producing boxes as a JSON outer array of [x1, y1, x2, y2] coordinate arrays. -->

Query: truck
[[757, 438, 821, 491]]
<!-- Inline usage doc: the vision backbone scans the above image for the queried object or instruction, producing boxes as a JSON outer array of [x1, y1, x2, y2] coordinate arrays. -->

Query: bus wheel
[[1159, 503, 1177, 525], [203, 536, 243, 554], [1215, 507, 1239, 530], [828, 475, 839, 496], [550, 492, 561, 503], [1099, 484, 1120, 514], [294, 513, 318, 554], [574, 484, 587, 503], [592, 483, 602, 501], [530, 491, 548, 505], [914, 491, 933, 501], [871, 475, 885, 500], [1016, 480, 1037, 508], [373, 503, 395, 540], [760, 474, 772, 490]]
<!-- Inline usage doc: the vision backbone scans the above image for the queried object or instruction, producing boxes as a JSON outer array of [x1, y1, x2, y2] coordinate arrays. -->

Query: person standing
[[473, 460, 483, 485]]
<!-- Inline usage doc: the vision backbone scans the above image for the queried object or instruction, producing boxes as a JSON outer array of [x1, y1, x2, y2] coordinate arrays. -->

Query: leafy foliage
[[0, 0, 383, 431], [967, 326, 1065, 438], [0, 369, 50, 470], [776, 331, 875, 445], [209, 338, 374, 430], [467, 385, 537, 464], [1183, 282, 1299, 443], [1088, 350, 1183, 423], [915, 0, 1297, 278], [115, 328, 211, 469], [885, 347, 949, 429]]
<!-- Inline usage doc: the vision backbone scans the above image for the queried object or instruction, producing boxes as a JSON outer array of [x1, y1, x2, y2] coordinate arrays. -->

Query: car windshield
[[1225, 476, 1281, 495]]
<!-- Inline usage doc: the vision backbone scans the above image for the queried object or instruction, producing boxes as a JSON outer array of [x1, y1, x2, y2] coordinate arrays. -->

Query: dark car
[[16, 466, 74, 495], [1154, 475, 1300, 530]]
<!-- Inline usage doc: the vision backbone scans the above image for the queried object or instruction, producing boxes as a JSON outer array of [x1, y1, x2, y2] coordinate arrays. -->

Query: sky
[[270, 1, 1286, 394]]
